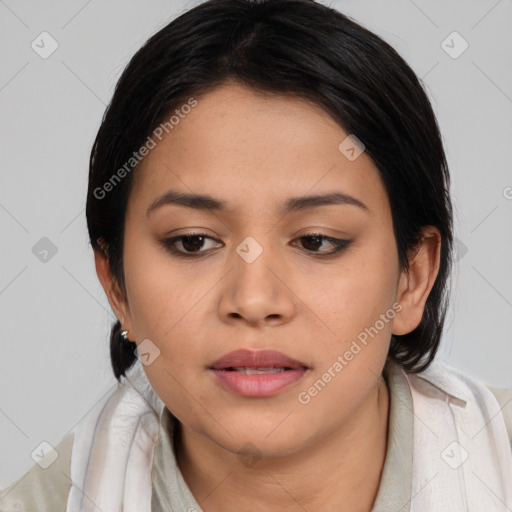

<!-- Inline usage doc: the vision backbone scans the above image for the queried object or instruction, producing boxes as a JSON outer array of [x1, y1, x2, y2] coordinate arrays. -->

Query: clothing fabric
[[1, 359, 511, 511], [405, 363, 512, 510]]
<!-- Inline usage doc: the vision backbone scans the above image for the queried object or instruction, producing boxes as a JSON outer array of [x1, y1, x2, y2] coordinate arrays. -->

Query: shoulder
[[0, 431, 74, 512], [410, 359, 512, 446], [487, 385, 512, 446]]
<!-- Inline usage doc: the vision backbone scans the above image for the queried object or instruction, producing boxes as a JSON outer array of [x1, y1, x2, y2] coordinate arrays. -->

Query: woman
[[1, 0, 511, 510]]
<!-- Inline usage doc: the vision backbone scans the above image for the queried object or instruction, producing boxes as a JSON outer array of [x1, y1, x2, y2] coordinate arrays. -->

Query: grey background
[[1, 0, 511, 487]]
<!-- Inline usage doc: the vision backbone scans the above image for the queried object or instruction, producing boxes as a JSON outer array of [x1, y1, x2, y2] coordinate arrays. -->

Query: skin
[[95, 81, 441, 511]]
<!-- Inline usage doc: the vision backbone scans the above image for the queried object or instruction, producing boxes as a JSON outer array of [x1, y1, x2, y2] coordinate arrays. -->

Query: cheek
[[300, 253, 397, 423], [323, 239, 398, 332], [122, 245, 210, 420], [308, 237, 398, 402], [122, 239, 204, 343]]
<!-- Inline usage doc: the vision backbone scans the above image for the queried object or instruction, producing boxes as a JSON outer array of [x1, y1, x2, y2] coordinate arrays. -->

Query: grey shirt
[[2, 361, 511, 511]]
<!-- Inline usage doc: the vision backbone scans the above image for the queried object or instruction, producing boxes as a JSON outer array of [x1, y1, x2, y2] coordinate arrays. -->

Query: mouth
[[209, 349, 309, 397], [220, 367, 300, 374], [210, 348, 308, 370]]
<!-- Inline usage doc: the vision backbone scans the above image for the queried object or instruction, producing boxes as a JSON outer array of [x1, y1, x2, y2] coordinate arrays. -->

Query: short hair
[[86, 0, 454, 381]]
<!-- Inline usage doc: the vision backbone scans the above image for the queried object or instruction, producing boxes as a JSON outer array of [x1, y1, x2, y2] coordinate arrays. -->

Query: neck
[[174, 375, 390, 512]]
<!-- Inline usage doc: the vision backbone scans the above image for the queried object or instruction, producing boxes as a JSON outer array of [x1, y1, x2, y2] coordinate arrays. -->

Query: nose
[[217, 239, 296, 328]]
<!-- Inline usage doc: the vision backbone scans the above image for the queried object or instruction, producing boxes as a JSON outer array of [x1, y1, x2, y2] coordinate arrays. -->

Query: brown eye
[[161, 232, 353, 259], [180, 235, 207, 253], [162, 233, 222, 257], [295, 233, 353, 256]]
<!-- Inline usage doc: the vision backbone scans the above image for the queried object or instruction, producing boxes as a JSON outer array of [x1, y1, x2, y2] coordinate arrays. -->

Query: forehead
[[131, 83, 389, 218]]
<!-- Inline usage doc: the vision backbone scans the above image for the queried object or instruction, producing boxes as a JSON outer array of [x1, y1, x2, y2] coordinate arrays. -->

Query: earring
[[120, 329, 131, 342]]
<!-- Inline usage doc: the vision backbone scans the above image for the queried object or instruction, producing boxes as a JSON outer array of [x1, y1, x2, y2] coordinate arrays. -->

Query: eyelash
[[161, 232, 353, 258]]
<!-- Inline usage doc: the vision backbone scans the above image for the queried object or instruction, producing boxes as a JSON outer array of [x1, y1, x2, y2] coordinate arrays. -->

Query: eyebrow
[[146, 189, 369, 216]]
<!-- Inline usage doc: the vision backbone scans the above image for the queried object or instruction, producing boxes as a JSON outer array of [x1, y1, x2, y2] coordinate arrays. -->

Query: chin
[[223, 435, 305, 464], [206, 414, 315, 460]]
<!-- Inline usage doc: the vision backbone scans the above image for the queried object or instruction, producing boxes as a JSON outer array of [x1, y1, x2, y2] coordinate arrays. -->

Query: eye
[[161, 232, 353, 258], [162, 233, 222, 257], [293, 233, 353, 256]]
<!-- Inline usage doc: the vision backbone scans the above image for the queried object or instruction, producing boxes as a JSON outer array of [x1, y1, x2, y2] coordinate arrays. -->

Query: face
[[98, 82, 428, 459]]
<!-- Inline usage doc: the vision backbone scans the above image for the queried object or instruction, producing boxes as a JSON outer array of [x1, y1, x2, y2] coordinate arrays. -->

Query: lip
[[210, 349, 308, 370], [209, 349, 309, 398]]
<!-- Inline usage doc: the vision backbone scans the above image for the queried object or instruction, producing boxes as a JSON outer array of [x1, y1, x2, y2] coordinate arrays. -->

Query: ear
[[392, 226, 442, 336], [94, 248, 132, 332]]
